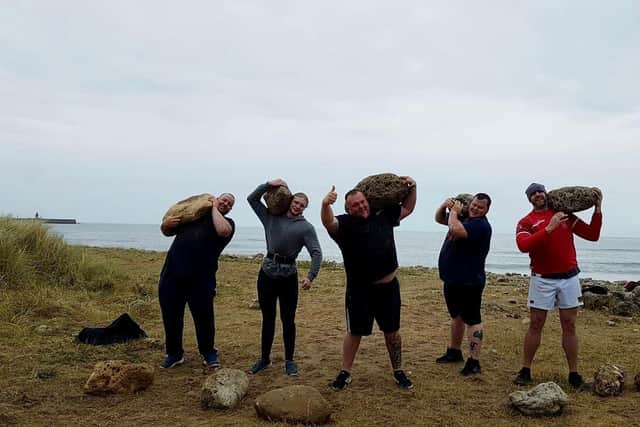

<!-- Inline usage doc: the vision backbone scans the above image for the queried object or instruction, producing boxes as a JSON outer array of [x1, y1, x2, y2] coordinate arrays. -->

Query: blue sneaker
[[160, 354, 184, 369], [203, 352, 220, 368], [248, 358, 271, 374], [285, 360, 298, 376]]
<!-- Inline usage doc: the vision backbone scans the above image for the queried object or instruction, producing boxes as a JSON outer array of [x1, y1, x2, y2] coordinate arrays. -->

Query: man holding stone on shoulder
[[514, 183, 602, 389], [321, 175, 417, 390], [434, 193, 492, 376]]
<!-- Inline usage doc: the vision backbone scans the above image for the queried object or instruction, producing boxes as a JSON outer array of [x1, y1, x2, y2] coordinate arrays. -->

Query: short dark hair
[[473, 193, 492, 207], [344, 189, 364, 212]]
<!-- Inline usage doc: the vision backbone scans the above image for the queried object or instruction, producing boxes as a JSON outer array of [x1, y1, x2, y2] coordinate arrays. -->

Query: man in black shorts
[[434, 194, 492, 375], [321, 178, 417, 390]]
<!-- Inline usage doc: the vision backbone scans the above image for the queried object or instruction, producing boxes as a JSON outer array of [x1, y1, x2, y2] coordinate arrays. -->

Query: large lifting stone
[[547, 186, 598, 213], [355, 173, 409, 211], [263, 186, 293, 216], [162, 193, 213, 224]]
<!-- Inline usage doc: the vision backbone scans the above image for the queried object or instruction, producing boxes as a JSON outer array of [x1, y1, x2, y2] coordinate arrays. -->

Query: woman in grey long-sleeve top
[[247, 178, 322, 376]]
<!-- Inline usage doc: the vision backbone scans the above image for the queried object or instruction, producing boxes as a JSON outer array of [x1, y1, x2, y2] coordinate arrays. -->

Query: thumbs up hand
[[323, 185, 338, 206]]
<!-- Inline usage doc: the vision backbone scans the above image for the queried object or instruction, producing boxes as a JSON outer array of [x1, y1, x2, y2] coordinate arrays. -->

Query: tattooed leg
[[384, 331, 402, 370], [467, 323, 483, 360]]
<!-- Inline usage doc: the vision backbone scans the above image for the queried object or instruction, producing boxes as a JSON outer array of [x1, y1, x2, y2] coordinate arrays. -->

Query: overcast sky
[[1, 1, 638, 237]]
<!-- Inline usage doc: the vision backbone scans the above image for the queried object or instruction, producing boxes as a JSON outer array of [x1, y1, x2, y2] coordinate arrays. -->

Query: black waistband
[[534, 267, 580, 280], [266, 252, 296, 264]]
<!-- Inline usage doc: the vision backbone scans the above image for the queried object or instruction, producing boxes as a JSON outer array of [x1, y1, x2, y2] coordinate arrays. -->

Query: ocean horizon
[[47, 223, 639, 282]]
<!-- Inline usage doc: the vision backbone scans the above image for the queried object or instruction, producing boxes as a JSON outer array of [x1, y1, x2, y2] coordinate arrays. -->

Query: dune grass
[[0, 217, 638, 426]]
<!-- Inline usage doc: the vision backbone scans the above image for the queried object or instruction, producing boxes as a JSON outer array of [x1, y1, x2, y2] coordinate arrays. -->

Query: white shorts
[[527, 274, 583, 310]]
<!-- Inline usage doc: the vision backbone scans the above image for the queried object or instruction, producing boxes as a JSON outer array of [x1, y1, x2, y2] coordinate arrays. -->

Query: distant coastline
[[16, 217, 77, 224]]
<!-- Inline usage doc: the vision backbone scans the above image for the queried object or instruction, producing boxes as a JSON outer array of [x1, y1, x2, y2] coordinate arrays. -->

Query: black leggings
[[257, 269, 299, 361], [158, 272, 216, 357]]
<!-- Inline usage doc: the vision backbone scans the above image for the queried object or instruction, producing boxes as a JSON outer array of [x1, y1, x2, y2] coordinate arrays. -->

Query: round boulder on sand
[[509, 382, 569, 416], [593, 364, 625, 397], [254, 385, 332, 424], [263, 186, 293, 216], [201, 368, 249, 409], [547, 186, 598, 213], [84, 360, 154, 395], [162, 193, 213, 224], [355, 173, 409, 211]]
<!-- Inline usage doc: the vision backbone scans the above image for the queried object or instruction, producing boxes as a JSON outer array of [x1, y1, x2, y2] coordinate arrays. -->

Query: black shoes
[[460, 358, 481, 376], [436, 348, 464, 364], [331, 369, 352, 391], [514, 367, 533, 386], [393, 370, 414, 389], [568, 372, 592, 391]]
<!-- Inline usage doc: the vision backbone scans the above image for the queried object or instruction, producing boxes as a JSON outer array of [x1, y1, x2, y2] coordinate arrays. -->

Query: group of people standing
[[156, 178, 602, 391]]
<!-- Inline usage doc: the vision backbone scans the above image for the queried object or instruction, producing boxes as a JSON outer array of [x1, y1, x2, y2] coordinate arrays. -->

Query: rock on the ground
[[509, 382, 569, 416], [614, 301, 640, 317], [163, 193, 213, 224], [582, 292, 614, 310], [255, 385, 332, 424], [355, 173, 409, 211], [201, 368, 249, 409], [264, 186, 292, 216], [634, 372, 640, 391], [84, 360, 154, 395], [547, 186, 598, 213], [593, 364, 625, 397]]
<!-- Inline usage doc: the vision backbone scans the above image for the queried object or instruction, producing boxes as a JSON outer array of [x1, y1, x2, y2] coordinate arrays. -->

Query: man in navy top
[[321, 177, 417, 390], [435, 193, 492, 376], [158, 193, 235, 369]]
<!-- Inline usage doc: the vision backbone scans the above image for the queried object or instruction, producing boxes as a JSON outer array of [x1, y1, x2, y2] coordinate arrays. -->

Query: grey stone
[[613, 301, 640, 317], [593, 364, 625, 397], [255, 385, 332, 424], [547, 186, 598, 213], [201, 368, 249, 409], [163, 193, 213, 224], [355, 173, 409, 211], [263, 186, 292, 216], [582, 292, 614, 310], [509, 382, 569, 416], [84, 360, 154, 395], [453, 193, 473, 216]]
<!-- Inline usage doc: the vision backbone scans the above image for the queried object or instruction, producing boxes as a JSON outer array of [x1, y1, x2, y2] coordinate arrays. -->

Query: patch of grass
[[0, 225, 638, 426]]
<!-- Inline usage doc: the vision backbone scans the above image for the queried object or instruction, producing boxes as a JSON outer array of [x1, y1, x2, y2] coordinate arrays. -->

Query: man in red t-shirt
[[514, 183, 602, 389]]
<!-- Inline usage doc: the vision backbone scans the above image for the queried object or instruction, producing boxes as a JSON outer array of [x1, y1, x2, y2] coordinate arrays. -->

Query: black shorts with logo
[[345, 277, 401, 336], [443, 282, 484, 326]]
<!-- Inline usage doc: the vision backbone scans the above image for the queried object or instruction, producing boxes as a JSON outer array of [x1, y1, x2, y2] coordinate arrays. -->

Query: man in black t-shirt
[[158, 193, 235, 369], [321, 177, 417, 390]]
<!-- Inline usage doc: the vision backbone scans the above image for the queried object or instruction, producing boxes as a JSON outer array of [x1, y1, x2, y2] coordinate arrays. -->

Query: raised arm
[[399, 176, 417, 221], [209, 196, 233, 237], [573, 187, 603, 241], [447, 201, 468, 238], [435, 198, 454, 225], [248, 179, 286, 222], [321, 185, 339, 235]]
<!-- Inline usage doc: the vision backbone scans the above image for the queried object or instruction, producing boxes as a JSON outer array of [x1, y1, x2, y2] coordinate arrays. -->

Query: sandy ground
[[0, 249, 638, 426]]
